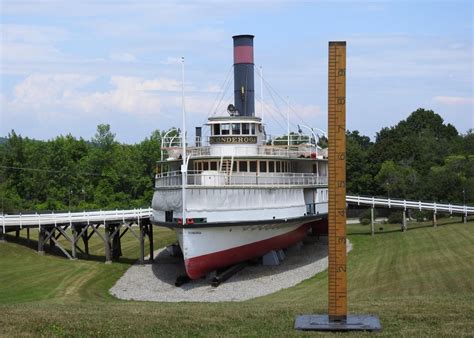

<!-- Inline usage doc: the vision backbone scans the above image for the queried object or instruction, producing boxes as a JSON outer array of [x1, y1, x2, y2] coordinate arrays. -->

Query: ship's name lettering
[[210, 136, 257, 144]]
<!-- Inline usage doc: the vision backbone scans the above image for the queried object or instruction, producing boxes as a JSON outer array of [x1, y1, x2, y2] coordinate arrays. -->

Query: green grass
[[0, 218, 473, 336]]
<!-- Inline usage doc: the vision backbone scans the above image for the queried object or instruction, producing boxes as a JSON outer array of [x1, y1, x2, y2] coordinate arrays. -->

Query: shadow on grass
[[2, 232, 138, 265]]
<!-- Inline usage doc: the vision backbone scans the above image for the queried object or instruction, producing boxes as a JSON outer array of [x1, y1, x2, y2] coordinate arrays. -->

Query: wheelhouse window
[[231, 123, 241, 135], [259, 161, 267, 173], [210, 161, 217, 170], [213, 124, 220, 135], [269, 161, 275, 172], [203, 162, 209, 170], [251, 123, 256, 135], [242, 123, 250, 135], [221, 124, 230, 135]]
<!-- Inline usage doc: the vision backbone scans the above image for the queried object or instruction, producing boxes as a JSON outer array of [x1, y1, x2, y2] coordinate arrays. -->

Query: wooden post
[[49, 228, 56, 250], [149, 223, 154, 263], [463, 214, 467, 224], [27, 227, 30, 244], [112, 224, 122, 260], [0, 228, 5, 242], [15, 229, 20, 240], [104, 224, 112, 264], [71, 224, 77, 259], [38, 227, 45, 256], [402, 210, 407, 232], [433, 212, 437, 228], [370, 207, 375, 236], [82, 226, 89, 258], [139, 224, 145, 265]]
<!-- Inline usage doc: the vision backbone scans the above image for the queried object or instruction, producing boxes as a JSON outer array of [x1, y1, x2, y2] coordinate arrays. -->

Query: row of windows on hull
[[213, 123, 261, 136], [193, 160, 320, 174]]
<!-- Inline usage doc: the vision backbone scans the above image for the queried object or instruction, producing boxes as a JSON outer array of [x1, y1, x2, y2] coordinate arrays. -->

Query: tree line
[[0, 108, 472, 213]]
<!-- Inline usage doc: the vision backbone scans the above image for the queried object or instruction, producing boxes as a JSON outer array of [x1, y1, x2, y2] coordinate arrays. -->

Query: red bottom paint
[[185, 223, 311, 279]]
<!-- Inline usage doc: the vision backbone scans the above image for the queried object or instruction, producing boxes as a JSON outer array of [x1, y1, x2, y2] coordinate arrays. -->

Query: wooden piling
[[26, 227, 30, 244], [104, 224, 112, 264], [433, 212, 437, 227], [370, 208, 375, 236], [15, 229, 20, 240], [71, 225, 77, 259], [38, 227, 45, 255], [0, 228, 5, 242], [149, 223, 154, 263], [402, 210, 407, 232], [82, 226, 89, 258], [139, 224, 145, 265]]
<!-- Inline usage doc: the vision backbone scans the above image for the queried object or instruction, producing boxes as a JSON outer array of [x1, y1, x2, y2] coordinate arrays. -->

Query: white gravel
[[110, 237, 352, 302]]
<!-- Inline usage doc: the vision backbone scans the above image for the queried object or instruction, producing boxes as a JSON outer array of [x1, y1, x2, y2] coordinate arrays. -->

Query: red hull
[[184, 223, 310, 279]]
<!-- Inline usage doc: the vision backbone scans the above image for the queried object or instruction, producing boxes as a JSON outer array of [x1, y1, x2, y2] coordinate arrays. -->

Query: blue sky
[[1, 0, 473, 143]]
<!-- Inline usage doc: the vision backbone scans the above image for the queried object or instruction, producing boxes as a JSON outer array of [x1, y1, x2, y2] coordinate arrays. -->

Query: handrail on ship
[[155, 170, 328, 187]]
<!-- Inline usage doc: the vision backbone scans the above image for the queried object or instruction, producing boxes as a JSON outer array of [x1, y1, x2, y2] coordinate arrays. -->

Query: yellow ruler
[[327, 41, 347, 321], [295, 41, 380, 331]]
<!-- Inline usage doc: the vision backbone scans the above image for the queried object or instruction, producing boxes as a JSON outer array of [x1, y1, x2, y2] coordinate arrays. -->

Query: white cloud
[[109, 52, 137, 63], [433, 96, 474, 105]]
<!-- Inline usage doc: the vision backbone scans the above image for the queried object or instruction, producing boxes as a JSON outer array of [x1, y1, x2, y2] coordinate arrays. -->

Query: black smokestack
[[233, 35, 255, 116]]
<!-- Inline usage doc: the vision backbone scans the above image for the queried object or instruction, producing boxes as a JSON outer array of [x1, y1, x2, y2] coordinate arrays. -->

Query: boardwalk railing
[[346, 195, 473, 216]]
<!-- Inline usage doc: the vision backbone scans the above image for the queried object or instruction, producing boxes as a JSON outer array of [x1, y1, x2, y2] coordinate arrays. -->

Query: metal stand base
[[295, 314, 381, 332]]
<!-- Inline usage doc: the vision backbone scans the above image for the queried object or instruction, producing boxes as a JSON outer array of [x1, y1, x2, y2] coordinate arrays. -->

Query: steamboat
[[151, 35, 328, 279]]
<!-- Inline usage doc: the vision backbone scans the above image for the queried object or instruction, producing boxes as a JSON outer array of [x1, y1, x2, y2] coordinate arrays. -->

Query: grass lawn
[[0, 217, 473, 336]]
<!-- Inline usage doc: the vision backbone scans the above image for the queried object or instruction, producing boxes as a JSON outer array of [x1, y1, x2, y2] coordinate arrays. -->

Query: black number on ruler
[[337, 181, 345, 188], [337, 125, 345, 132], [337, 236, 346, 244], [338, 69, 346, 76], [337, 97, 345, 105], [337, 152, 346, 160], [338, 209, 346, 216], [337, 265, 346, 272]]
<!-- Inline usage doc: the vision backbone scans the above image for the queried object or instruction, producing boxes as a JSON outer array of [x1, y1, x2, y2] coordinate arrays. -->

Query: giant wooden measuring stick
[[295, 41, 380, 331], [327, 41, 347, 321]]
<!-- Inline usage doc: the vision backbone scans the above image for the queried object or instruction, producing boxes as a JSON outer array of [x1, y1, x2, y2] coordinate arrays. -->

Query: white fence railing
[[346, 195, 473, 216], [1, 195, 471, 229], [156, 171, 328, 188], [1, 209, 152, 228]]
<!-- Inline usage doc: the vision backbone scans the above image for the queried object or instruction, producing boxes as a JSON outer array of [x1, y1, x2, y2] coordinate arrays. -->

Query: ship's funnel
[[233, 35, 255, 116]]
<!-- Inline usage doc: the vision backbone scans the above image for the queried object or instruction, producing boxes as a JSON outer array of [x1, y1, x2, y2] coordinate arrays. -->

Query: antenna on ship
[[181, 56, 187, 225]]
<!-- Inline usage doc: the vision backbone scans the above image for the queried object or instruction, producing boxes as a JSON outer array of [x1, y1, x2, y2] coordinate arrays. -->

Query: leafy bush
[[358, 208, 375, 225], [388, 211, 403, 224]]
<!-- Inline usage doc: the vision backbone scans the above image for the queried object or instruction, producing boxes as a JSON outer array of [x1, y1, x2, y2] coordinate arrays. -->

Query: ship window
[[269, 161, 275, 172], [210, 161, 217, 170], [233, 161, 237, 172], [231, 123, 241, 135], [249, 161, 257, 172], [239, 161, 248, 172], [312, 164, 317, 173], [251, 124, 256, 135], [197, 162, 202, 171], [259, 161, 267, 173], [276, 161, 281, 173], [283, 161, 287, 172], [213, 124, 220, 135], [203, 161, 209, 170], [242, 123, 250, 135], [221, 124, 230, 135]]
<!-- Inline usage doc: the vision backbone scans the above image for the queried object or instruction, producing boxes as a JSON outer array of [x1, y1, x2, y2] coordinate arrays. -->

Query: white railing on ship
[[165, 145, 327, 160], [156, 170, 328, 187], [346, 195, 474, 215]]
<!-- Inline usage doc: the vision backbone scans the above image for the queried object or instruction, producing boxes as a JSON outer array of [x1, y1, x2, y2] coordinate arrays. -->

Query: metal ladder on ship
[[220, 156, 234, 185]]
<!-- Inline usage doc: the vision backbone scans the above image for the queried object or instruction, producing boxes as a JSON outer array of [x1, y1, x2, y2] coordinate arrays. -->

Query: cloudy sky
[[1, 0, 473, 143]]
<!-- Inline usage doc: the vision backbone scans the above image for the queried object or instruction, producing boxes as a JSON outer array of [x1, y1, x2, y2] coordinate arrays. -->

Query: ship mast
[[181, 56, 187, 225]]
